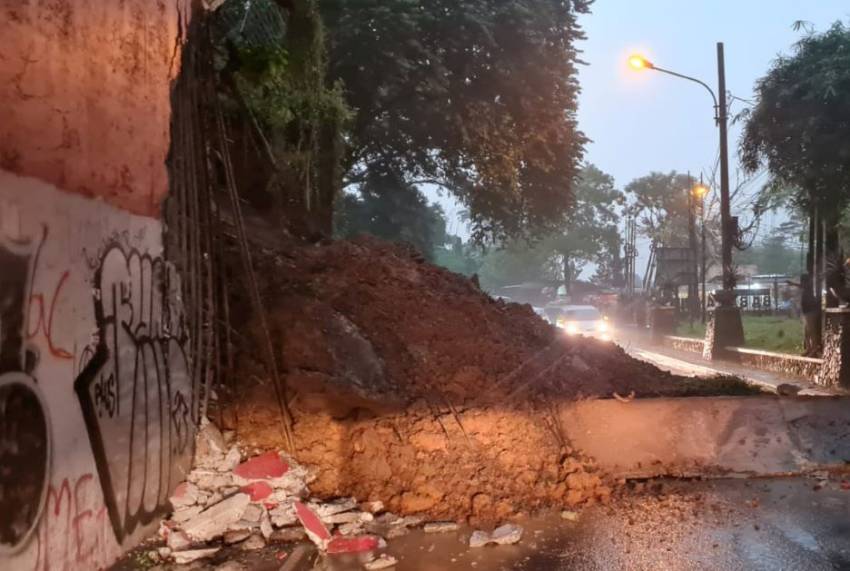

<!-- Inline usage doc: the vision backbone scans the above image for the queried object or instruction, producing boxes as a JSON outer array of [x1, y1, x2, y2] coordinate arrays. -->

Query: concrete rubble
[[156, 419, 525, 568], [469, 524, 524, 548]]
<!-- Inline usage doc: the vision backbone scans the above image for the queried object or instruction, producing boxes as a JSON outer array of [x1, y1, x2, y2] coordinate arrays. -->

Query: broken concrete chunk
[[361, 500, 385, 514], [385, 526, 409, 539], [170, 482, 199, 509], [270, 503, 297, 527], [322, 511, 374, 525], [294, 501, 331, 547], [221, 447, 242, 471], [214, 562, 247, 571], [260, 508, 274, 539], [491, 524, 523, 545], [311, 497, 358, 517], [233, 451, 289, 482], [469, 530, 492, 548], [195, 421, 228, 468], [172, 547, 221, 564], [241, 481, 274, 502], [364, 554, 398, 570], [172, 505, 204, 524], [560, 510, 580, 522], [270, 527, 307, 543], [337, 521, 365, 536], [182, 493, 250, 541], [223, 529, 252, 544], [424, 522, 459, 533], [239, 533, 267, 551], [188, 469, 233, 490], [242, 503, 264, 523], [166, 529, 192, 552], [325, 535, 380, 554], [469, 524, 523, 548]]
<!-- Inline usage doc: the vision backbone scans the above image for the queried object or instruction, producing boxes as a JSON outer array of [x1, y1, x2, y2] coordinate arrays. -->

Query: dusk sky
[[431, 2, 850, 273]]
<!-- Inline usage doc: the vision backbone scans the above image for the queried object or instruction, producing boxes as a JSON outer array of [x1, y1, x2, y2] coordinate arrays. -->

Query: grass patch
[[676, 315, 803, 354]]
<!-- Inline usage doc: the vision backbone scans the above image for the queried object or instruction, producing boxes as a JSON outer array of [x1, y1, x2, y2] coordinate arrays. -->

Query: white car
[[554, 305, 612, 341]]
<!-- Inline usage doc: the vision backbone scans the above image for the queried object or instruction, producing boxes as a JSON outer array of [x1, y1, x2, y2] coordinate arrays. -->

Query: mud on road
[[222, 236, 760, 522]]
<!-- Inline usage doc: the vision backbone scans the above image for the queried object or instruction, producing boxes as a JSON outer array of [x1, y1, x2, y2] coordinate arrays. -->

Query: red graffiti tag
[[24, 226, 73, 360], [32, 474, 116, 571], [27, 270, 73, 360]]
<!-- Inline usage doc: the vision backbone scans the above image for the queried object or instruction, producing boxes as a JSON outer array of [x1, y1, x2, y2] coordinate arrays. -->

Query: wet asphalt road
[[357, 478, 850, 571], [116, 477, 850, 570]]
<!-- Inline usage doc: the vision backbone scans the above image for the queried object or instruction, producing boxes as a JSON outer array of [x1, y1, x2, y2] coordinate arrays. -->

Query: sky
[[429, 1, 849, 276]]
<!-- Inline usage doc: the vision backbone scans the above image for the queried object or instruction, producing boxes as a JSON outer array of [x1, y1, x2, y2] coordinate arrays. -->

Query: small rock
[[223, 529, 252, 544], [260, 508, 274, 539], [270, 527, 307, 543], [560, 510, 580, 522], [777, 383, 801, 396], [469, 524, 523, 548], [491, 524, 523, 545], [469, 531, 491, 549], [269, 504, 297, 527], [423, 522, 459, 534], [361, 501, 385, 514], [337, 522, 365, 536], [364, 554, 398, 570], [215, 562, 247, 571], [157, 547, 171, 559], [172, 547, 221, 564], [385, 526, 409, 539], [239, 533, 267, 551]]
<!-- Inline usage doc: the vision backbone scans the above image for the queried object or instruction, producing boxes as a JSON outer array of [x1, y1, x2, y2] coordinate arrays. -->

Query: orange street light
[[692, 184, 708, 198], [628, 55, 653, 70]]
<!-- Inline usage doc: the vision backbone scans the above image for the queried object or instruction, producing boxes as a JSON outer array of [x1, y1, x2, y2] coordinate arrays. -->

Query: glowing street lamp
[[692, 184, 708, 199], [628, 55, 653, 70]]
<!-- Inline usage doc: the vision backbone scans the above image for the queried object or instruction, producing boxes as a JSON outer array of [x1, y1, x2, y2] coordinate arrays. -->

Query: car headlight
[[565, 322, 579, 335], [597, 320, 608, 333]]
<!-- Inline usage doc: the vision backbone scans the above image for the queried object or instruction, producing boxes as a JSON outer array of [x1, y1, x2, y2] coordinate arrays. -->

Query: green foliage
[[741, 21, 850, 220], [472, 164, 624, 289], [321, 0, 591, 242], [625, 171, 693, 246], [678, 316, 804, 354], [334, 171, 448, 260], [434, 237, 483, 277], [736, 225, 804, 276]]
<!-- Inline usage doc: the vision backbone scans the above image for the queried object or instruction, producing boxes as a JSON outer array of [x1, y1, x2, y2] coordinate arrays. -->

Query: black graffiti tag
[[75, 244, 195, 543]]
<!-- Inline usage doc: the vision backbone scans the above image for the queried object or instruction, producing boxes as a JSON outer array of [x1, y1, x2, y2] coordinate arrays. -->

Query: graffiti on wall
[[0, 233, 51, 554], [74, 239, 195, 543]]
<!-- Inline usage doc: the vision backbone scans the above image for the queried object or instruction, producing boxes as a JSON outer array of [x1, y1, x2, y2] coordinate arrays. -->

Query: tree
[[473, 164, 624, 291], [334, 171, 447, 260], [737, 224, 804, 276], [624, 171, 693, 247], [321, 0, 591, 242], [741, 22, 850, 305]]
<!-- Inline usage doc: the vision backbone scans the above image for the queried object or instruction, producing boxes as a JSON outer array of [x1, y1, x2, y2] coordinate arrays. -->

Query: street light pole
[[716, 42, 734, 296]]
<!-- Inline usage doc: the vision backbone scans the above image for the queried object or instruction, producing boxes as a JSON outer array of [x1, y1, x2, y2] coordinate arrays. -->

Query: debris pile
[[155, 420, 527, 567], [224, 236, 754, 522]]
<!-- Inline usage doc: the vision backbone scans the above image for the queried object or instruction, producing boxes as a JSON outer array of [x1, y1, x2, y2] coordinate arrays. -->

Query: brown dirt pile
[[222, 236, 749, 523]]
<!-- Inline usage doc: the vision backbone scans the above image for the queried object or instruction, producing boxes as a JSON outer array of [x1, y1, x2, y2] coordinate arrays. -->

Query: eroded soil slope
[[223, 236, 754, 522]]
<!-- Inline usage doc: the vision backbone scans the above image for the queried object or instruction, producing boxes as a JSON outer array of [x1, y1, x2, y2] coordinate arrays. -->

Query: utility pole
[[687, 171, 698, 322], [717, 42, 734, 296], [700, 174, 707, 323]]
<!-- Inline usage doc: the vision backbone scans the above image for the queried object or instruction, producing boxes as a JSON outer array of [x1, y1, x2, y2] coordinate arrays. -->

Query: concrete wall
[[0, 1, 195, 569]]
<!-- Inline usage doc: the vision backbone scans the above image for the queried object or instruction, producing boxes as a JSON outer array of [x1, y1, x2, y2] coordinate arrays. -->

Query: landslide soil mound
[[222, 236, 754, 523]]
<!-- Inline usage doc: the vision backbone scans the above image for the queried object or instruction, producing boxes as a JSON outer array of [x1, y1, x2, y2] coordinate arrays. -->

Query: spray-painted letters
[[75, 243, 195, 543]]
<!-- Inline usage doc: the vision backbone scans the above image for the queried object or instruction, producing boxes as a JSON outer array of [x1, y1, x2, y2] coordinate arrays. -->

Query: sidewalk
[[615, 326, 839, 396]]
